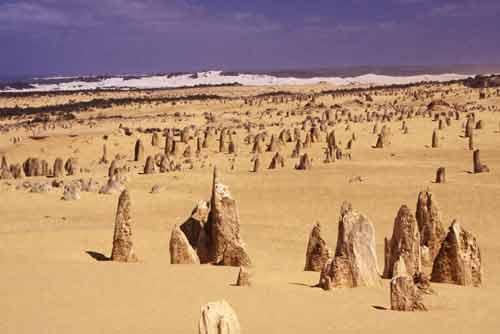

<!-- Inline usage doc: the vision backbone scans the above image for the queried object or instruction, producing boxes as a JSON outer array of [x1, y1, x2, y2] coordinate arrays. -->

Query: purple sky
[[1, 0, 499, 77]]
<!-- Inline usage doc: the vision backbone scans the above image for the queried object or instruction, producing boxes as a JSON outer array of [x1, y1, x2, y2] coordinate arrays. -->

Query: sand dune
[[2, 70, 470, 92]]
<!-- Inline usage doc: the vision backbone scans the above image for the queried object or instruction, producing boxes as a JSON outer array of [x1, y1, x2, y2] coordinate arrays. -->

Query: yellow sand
[[1, 83, 500, 333]]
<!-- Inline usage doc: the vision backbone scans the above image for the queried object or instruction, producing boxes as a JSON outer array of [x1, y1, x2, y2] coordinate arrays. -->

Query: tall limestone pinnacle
[[207, 166, 251, 267], [319, 202, 381, 290], [176, 167, 251, 267], [111, 189, 138, 262]]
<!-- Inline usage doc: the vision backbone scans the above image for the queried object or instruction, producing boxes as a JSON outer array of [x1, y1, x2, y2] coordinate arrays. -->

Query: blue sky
[[0, 0, 499, 77]]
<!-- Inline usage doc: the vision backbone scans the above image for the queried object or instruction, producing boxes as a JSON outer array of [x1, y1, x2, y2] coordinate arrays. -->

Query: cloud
[[431, 0, 500, 17], [1, 0, 499, 76], [0, 2, 71, 27], [303, 16, 322, 24], [0, 0, 282, 34]]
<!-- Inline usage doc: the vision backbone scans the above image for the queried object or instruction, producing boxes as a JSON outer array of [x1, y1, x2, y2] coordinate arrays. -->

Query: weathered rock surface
[[319, 202, 381, 289], [169, 225, 200, 264], [473, 149, 490, 173], [134, 139, 144, 161], [207, 168, 251, 266], [10, 163, 23, 179], [252, 156, 260, 173], [0, 166, 12, 180], [181, 200, 209, 249], [304, 223, 331, 272], [64, 157, 79, 176], [99, 144, 109, 164], [295, 153, 312, 170], [390, 259, 427, 312], [99, 177, 126, 195], [53, 158, 64, 178], [236, 266, 252, 287], [435, 167, 446, 183], [383, 205, 421, 279], [150, 184, 162, 194], [30, 182, 52, 193], [110, 189, 138, 262], [268, 152, 285, 169], [431, 220, 482, 287], [61, 184, 81, 201], [143, 155, 156, 174], [416, 191, 446, 266], [23, 158, 43, 177], [1, 155, 7, 171], [80, 178, 101, 192], [198, 300, 241, 334], [151, 132, 160, 146]]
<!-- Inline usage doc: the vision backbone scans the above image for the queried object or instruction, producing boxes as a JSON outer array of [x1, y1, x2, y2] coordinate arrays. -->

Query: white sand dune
[[2, 70, 471, 92]]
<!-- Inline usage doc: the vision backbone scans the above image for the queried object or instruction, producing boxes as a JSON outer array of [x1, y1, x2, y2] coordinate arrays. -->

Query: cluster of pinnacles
[[110, 167, 252, 270], [304, 190, 482, 312], [107, 169, 481, 324]]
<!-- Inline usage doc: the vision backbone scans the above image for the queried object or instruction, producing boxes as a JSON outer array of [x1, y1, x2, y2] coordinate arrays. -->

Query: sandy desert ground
[[1, 81, 500, 333]]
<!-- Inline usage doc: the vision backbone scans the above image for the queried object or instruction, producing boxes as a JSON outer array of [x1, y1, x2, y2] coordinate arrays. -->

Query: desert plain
[[1, 80, 500, 333]]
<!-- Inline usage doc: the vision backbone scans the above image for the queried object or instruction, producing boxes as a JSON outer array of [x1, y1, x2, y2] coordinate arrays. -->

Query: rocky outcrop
[[1, 155, 7, 171], [181, 200, 210, 249], [143, 156, 156, 174], [198, 300, 241, 334], [207, 168, 251, 267], [0, 156, 11, 179], [390, 258, 427, 312], [304, 223, 331, 272], [99, 176, 126, 195], [268, 152, 285, 169], [53, 158, 64, 178], [0, 165, 12, 180], [169, 225, 200, 264], [23, 158, 44, 177], [435, 167, 446, 183], [29, 182, 52, 193], [431, 129, 439, 148], [236, 266, 252, 287], [99, 144, 109, 164], [295, 153, 312, 170], [174, 169, 251, 267], [110, 189, 138, 262], [134, 139, 144, 162], [431, 220, 482, 287], [10, 164, 23, 179], [252, 156, 260, 173], [151, 132, 160, 146], [415, 191, 446, 266], [64, 157, 79, 176], [383, 205, 421, 279], [319, 202, 381, 290], [473, 149, 490, 173], [61, 184, 81, 201]]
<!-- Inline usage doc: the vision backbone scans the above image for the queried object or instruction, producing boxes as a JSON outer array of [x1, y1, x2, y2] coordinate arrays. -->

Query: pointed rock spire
[[431, 220, 482, 287], [319, 202, 381, 289], [383, 205, 421, 279], [416, 191, 446, 266], [207, 167, 251, 267], [304, 223, 331, 272], [236, 266, 252, 287], [169, 225, 200, 264], [111, 189, 138, 262]]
